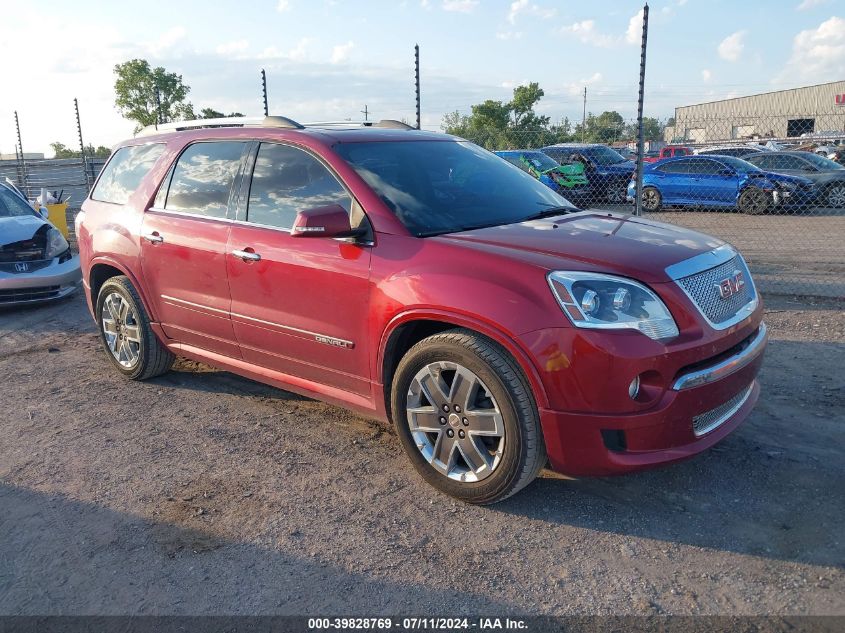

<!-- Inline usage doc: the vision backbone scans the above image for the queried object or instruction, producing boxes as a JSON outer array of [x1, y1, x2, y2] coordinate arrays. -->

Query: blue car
[[541, 143, 635, 203], [626, 155, 815, 214]]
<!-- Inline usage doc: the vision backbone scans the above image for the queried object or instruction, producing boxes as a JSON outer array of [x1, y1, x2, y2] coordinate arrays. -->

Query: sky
[[1, 0, 844, 156]]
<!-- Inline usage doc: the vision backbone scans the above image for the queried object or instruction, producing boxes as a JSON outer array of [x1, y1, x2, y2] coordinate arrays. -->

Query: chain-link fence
[[456, 123, 845, 298]]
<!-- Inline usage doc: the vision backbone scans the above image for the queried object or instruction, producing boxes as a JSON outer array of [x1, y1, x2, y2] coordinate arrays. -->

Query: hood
[[600, 160, 636, 174], [435, 211, 725, 284], [0, 214, 49, 247], [786, 171, 845, 186], [760, 171, 815, 186]]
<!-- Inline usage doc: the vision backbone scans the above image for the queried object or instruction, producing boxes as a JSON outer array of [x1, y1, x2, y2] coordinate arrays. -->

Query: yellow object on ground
[[45, 202, 70, 238]]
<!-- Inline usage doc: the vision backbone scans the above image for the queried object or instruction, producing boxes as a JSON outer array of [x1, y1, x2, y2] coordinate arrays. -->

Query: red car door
[[140, 140, 250, 357], [226, 142, 372, 398]]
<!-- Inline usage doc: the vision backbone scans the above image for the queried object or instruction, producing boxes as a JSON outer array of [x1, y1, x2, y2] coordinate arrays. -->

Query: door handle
[[231, 249, 261, 262], [142, 232, 164, 244]]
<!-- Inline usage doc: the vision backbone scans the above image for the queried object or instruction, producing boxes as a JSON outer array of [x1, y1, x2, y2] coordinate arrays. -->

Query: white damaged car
[[0, 182, 81, 307]]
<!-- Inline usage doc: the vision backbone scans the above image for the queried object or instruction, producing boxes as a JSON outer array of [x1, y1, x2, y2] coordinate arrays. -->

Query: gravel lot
[[0, 291, 843, 616]]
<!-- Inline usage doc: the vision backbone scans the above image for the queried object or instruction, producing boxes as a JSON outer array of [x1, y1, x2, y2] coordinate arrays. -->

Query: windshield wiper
[[515, 206, 574, 223]]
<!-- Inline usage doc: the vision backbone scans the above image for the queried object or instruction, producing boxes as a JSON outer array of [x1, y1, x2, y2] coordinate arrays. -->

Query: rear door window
[[658, 159, 693, 174], [163, 141, 247, 219], [91, 143, 165, 204]]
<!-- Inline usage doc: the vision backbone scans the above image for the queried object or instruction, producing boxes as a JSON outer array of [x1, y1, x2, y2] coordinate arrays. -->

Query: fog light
[[628, 375, 641, 399]]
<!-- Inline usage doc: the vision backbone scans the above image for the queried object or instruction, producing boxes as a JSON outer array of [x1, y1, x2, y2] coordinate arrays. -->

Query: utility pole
[[634, 3, 649, 218], [360, 104, 369, 122], [581, 86, 587, 143], [75, 98, 92, 191], [261, 69, 269, 116], [414, 44, 421, 130]]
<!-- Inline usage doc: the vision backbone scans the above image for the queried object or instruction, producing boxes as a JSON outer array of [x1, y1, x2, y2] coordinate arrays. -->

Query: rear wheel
[[641, 186, 662, 212], [391, 329, 546, 504], [738, 187, 769, 215], [96, 276, 174, 380]]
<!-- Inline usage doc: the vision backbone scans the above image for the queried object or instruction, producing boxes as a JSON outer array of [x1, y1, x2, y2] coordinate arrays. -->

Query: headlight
[[778, 181, 796, 191], [547, 271, 679, 341], [45, 227, 69, 259]]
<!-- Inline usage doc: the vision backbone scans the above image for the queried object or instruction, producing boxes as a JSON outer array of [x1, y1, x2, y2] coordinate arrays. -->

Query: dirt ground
[[0, 292, 843, 616]]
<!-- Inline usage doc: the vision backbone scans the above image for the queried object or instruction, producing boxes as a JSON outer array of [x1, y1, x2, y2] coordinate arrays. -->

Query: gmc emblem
[[716, 270, 745, 299]]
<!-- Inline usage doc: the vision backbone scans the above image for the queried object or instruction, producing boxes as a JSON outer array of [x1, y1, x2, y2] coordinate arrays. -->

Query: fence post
[[261, 69, 269, 117], [14, 111, 29, 197], [414, 45, 421, 130], [634, 3, 649, 217], [75, 98, 92, 192]]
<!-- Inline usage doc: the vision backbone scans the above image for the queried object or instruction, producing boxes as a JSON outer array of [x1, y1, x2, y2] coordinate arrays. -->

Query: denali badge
[[14, 262, 30, 273], [314, 334, 354, 349], [716, 270, 745, 299]]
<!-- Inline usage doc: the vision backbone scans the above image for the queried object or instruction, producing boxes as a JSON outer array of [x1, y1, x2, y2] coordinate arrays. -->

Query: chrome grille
[[677, 255, 755, 326], [692, 384, 753, 436]]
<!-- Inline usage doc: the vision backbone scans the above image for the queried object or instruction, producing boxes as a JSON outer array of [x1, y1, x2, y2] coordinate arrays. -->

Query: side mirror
[[39, 206, 50, 219], [290, 204, 362, 239]]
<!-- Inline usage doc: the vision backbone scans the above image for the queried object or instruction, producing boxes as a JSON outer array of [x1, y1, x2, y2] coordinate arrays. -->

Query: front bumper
[[524, 319, 767, 477], [0, 255, 82, 307]]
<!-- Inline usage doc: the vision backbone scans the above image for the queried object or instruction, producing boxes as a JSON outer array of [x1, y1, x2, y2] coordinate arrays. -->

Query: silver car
[[0, 182, 81, 307]]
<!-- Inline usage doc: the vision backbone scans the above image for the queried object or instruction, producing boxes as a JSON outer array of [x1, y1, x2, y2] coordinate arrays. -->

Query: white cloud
[[718, 30, 746, 61], [277, 0, 291, 12], [625, 9, 643, 45], [507, 0, 555, 24], [442, 0, 479, 13], [330, 40, 354, 64], [701, 68, 712, 82], [258, 37, 311, 61], [420, 0, 431, 7], [778, 16, 845, 82], [797, 0, 830, 10], [215, 39, 249, 57], [148, 26, 187, 57], [677, 0, 687, 5], [564, 72, 603, 96], [558, 20, 615, 47], [496, 30, 523, 40]]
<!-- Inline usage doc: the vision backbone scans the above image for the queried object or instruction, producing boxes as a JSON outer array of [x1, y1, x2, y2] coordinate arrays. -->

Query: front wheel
[[606, 181, 627, 204], [391, 329, 546, 504], [641, 186, 662, 212], [738, 187, 770, 215], [825, 183, 845, 208], [96, 276, 175, 380]]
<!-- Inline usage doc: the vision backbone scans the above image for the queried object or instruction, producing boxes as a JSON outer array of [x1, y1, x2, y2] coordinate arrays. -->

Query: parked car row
[[625, 151, 845, 213]]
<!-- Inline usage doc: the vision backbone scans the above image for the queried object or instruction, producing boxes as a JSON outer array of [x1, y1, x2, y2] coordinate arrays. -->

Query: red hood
[[435, 211, 725, 283]]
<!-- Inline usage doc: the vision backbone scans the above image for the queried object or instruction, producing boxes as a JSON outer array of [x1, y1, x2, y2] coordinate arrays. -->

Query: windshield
[[585, 146, 628, 166], [0, 186, 36, 218], [523, 153, 559, 171], [799, 153, 845, 170], [334, 140, 575, 236]]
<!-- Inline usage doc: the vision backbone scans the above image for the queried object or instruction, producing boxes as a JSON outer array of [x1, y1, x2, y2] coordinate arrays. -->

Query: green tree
[[113, 59, 194, 132], [510, 82, 550, 130], [574, 111, 626, 143], [50, 142, 111, 159], [624, 116, 663, 141], [198, 107, 245, 119]]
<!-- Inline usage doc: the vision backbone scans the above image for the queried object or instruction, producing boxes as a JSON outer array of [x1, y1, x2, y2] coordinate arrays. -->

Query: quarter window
[[164, 142, 247, 219], [246, 143, 352, 230], [91, 143, 165, 205]]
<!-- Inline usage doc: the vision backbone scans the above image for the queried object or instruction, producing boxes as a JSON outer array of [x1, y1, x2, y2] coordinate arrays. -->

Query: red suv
[[76, 117, 767, 504]]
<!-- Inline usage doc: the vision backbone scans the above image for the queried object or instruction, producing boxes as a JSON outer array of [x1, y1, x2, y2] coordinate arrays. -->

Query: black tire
[[391, 328, 546, 504], [641, 186, 662, 212], [96, 276, 174, 380], [737, 187, 770, 215], [824, 183, 845, 208]]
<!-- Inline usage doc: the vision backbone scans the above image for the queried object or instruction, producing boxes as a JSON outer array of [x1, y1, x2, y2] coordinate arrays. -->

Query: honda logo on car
[[716, 270, 745, 299], [14, 262, 29, 273]]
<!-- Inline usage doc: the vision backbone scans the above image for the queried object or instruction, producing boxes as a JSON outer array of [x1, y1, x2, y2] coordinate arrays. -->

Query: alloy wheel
[[101, 292, 141, 368], [406, 361, 505, 482], [606, 183, 626, 204], [739, 188, 768, 214], [642, 188, 661, 211], [827, 184, 845, 208]]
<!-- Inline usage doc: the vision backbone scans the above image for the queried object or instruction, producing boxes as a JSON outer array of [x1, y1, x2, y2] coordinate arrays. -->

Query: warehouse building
[[664, 80, 845, 143]]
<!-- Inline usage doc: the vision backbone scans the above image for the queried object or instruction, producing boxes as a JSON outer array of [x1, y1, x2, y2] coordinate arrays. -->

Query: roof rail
[[138, 115, 304, 137], [373, 119, 415, 130]]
